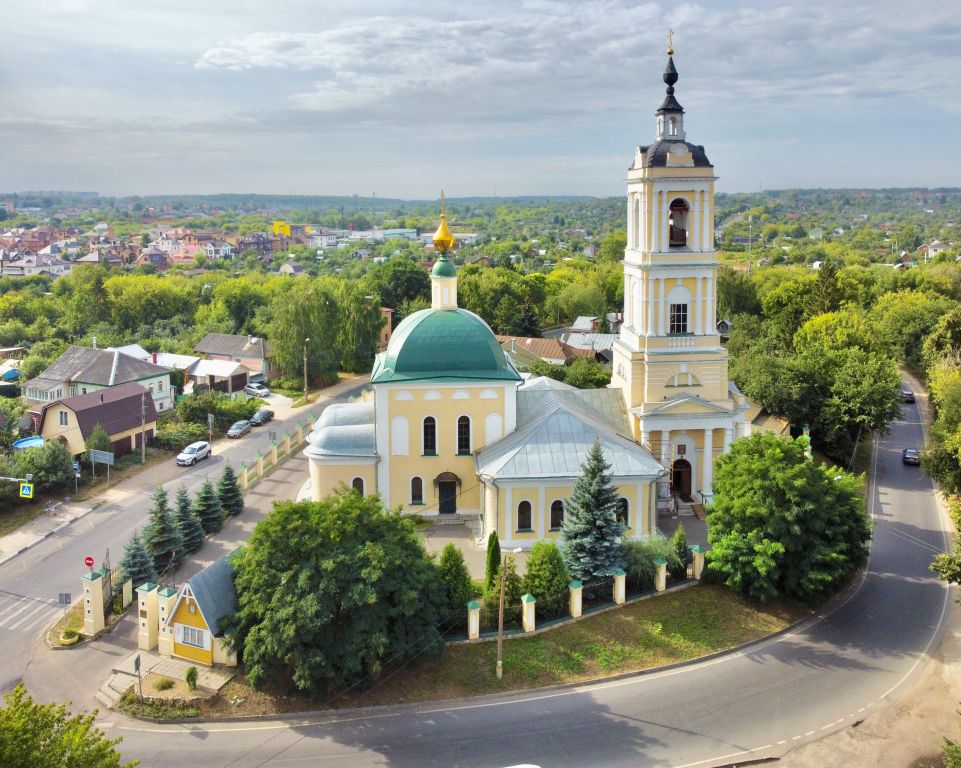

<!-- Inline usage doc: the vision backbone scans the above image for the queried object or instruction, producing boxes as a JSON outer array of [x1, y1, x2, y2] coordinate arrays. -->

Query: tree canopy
[[225, 490, 446, 695]]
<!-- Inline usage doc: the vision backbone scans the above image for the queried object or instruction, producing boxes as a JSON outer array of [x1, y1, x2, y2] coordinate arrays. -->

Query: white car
[[244, 382, 270, 397], [176, 441, 212, 466]]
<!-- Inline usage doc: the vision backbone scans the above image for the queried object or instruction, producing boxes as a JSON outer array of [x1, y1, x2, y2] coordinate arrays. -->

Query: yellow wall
[[40, 407, 85, 454], [385, 385, 507, 513], [170, 593, 212, 666], [310, 461, 376, 501]]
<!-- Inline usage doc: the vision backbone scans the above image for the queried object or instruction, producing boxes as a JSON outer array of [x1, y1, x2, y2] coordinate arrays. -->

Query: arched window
[[550, 500, 564, 530], [616, 497, 629, 526], [423, 416, 436, 455], [517, 501, 532, 531], [352, 477, 364, 496], [669, 198, 689, 248], [669, 117, 677, 136], [457, 415, 471, 454], [411, 477, 423, 505]]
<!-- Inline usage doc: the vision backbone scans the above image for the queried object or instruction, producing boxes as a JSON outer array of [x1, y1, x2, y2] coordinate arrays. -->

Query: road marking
[[19, 605, 59, 632], [0, 597, 45, 628], [671, 745, 771, 768], [8, 600, 55, 630], [804, 730, 815, 736], [0, 596, 28, 624], [792, 735, 801, 740]]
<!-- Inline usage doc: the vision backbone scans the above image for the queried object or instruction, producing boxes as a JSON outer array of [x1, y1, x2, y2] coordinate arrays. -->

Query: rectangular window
[[669, 303, 688, 334], [181, 625, 205, 648], [58, 411, 68, 426]]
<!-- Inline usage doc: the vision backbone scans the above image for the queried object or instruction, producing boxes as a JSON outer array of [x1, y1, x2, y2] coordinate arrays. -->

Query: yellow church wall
[[170, 595, 212, 666], [310, 460, 376, 501]]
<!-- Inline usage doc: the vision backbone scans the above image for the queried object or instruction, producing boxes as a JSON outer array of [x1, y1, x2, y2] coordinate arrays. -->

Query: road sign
[[19, 482, 33, 499], [207, 413, 215, 427], [88, 449, 114, 466], [58, 592, 71, 606], [84, 556, 94, 568], [268, 430, 277, 441], [72, 461, 79, 473]]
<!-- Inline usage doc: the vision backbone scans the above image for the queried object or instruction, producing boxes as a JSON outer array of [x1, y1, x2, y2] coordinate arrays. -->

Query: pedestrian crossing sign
[[19, 483, 33, 499]]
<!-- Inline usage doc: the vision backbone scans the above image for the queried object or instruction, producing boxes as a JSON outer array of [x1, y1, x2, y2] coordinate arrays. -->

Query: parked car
[[227, 420, 252, 438], [901, 387, 915, 403], [244, 382, 271, 397], [902, 448, 921, 466], [176, 441, 211, 466], [249, 409, 274, 426]]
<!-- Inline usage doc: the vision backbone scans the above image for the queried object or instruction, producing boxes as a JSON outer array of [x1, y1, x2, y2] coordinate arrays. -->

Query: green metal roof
[[431, 254, 457, 278], [371, 308, 521, 384]]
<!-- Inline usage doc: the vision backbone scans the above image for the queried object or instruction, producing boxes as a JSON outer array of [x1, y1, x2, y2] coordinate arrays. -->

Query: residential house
[[496, 335, 583, 367], [157, 554, 238, 667], [4, 250, 73, 277], [22, 346, 174, 429], [135, 248, 170, 271], [194, 333, 276, 383], [570, 316, 601, 333], [186, 359, 249, 395], [278, 261, 305, 276], [36, 382, 158, 457], [203, 240, 234, 260]]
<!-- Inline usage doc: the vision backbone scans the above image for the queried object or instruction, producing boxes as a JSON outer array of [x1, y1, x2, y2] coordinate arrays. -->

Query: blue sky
[[1, 0, 959, 198]]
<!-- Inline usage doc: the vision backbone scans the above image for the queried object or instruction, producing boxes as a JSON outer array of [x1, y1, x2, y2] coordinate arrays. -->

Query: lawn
[[194, 584, 808, 719]]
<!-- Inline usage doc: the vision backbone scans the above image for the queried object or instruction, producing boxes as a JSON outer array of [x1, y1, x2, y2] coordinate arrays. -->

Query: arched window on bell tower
[[669, 198, 689, 248]]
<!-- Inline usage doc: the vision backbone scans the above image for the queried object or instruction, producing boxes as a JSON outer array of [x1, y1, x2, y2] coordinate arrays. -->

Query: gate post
[[569, 580, 583, 618]]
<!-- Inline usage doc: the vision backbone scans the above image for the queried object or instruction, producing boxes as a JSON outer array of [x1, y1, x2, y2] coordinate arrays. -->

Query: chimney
[[152, 351, 158, 364]]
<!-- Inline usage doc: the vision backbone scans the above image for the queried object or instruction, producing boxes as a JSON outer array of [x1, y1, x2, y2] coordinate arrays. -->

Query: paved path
[[98, 386, 950, 767]]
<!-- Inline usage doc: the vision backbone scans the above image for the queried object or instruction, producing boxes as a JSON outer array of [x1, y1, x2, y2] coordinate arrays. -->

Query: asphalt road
[[0, 383, 367, 694], [101, 394, 950, 768]]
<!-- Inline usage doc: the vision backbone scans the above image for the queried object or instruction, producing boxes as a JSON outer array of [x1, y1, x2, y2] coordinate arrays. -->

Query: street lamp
[[496, 546, 523, 680], [303, 337, 310, 401]]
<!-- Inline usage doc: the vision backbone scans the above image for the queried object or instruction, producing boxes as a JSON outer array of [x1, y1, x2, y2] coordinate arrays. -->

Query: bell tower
[[611, 35, 746, 503]]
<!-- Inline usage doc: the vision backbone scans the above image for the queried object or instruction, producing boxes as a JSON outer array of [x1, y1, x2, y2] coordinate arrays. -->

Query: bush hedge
[[175, 392, 262, 431], [155, 421, 207, 450]]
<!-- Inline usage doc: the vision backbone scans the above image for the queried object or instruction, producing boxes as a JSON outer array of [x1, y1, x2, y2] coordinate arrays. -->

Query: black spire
[[657, 53, 684, 114]]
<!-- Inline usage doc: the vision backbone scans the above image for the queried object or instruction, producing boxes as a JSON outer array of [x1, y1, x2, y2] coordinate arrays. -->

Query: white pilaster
[[702, 428, 714, 497], [647, 275, 654, 334], [658, 277, 666, 335], [696, 275, 703, 334], [659, 430, 670, 465]]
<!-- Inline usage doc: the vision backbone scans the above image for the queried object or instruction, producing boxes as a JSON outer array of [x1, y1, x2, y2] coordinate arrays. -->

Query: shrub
[[669, 523, 688, 580], [482, 554, 522, 629], [61, 629, 78, 640], [184, 666, 198, 692], [484, 531, 501, 593], [154, 678, 175, 692], [271, 375, 304, 393], [438, 543, 475, 621], [622, 537, 682, 592], [175, 391, 260, 431], [155, 421, 207, 450], [521, 542, 570, 619], [85, 423, 113, 454]]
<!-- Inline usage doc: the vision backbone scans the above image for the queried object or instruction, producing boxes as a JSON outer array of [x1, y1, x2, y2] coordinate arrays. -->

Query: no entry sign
[[84, 556, 94, 568]]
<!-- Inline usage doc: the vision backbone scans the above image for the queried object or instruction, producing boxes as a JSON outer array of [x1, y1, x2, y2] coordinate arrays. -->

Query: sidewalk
[[0, 374, 368, 568]]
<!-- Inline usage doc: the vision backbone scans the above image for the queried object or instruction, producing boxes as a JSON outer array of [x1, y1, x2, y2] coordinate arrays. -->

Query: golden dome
[[432, 192, 456, 253]]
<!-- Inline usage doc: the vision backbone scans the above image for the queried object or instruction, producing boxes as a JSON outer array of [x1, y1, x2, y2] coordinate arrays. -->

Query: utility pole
[[748, 214, 753, 274], [303, 337, 310, 401], [140, 391, 146, 464], [495, 547, 521, 679]]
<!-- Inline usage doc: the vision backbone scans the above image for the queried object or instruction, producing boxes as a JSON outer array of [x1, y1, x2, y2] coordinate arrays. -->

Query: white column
[[640, 429, 650, 449], [646, 275, 654, 335], [660, 430, 670, 466], [723, 427, 734, 452], [662, 194, 670, 252], [653, 193, 661, 252], [696, 275, 703, 334], [691, 192, 700, 253], [702, 428, 714, 498], [626, 197, 633, 249], [706, 274, 715, 332], [658, 277, 666, 335]]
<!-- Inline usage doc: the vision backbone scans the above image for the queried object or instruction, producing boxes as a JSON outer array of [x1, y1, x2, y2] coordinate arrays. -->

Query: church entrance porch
[[671, 458, 692, 501], [435, 472, 461, 514]]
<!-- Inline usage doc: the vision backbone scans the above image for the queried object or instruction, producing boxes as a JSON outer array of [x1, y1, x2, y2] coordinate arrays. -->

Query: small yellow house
[[38, 381, 158, 457], [162, 555, 238, 667]]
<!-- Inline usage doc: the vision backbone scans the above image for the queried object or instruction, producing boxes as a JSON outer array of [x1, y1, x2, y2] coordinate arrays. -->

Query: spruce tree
[[173, 484, 205, 554], [484, 530, 501, 593], [560, 439, 626, 583], [193, 479, 224, 534], [483, 554, 522, 626], [217, 464, 244, 516], [120, 530, 156, 588], [142, 487, 183, 577]]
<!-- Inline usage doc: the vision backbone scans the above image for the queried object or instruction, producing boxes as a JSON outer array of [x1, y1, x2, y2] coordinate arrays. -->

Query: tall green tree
[[706, 433, 870, 603], [143, 487, 183, 576], [173, 485, 205, 554], [0, 397, 24, 449], [224, 490, 446, 695], [120, 530, 156, 588], [265, 278, 342, 384], [0, 684, 137, 768], [438, 543, 475, 619], [484, 530, 501, 593], [217, 465, 244, 516], [521, 542, 570, 618], [561, 439, 626, 583], [85, 423, 112, 454], [192, 479, 224, 534]]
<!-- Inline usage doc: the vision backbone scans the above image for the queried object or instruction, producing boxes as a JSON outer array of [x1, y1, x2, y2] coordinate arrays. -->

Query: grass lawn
[[194, 584, 808, 719], [46, 600, 85, 647]]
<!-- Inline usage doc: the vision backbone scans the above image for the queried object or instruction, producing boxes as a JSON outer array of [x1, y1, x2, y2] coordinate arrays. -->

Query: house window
[[423, 417, 437, 455], [158, 381, 163, 392], [517, 501, 532, 531], [457, 416, 471, 454], [58, 411, 68, 426], [616, 498, 629, 526], [181, 625, 205, 648], [352, 477, 364, 496], [669, 304, 688, 334], [411, 477, 424, 505], [550, 500, 564, 530]]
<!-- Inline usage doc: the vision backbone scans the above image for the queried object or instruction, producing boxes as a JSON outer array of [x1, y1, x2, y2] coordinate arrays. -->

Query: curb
[[0, 501, 102, 568]]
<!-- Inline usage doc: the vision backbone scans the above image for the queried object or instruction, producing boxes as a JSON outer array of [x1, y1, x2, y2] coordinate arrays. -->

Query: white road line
[[0, 596, 27, 622], [8, 600, 55, 630], [0, 597, 38, 628], [804, 730, 815, 736], [671, 744, 771, 768], [19, 605, 59, 632]]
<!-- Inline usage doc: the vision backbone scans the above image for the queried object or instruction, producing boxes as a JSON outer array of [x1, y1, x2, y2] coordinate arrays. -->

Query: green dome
[[431, 255, 457, 278], [371, 308, 521, 384]]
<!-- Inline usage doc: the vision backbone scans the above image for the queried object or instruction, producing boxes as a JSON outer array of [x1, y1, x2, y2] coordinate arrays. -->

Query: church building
[[306, 44, 764, 549]]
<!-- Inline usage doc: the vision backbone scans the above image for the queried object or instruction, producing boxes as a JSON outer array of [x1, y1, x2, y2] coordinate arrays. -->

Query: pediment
[[642, 395, 733, 417]]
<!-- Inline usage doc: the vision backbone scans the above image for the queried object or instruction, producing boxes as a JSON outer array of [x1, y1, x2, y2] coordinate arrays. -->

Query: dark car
[[901, 387, 915, 403], [249, 409, 274, 426], [227, 420, 252, 438], [902, 448, 921, 466]]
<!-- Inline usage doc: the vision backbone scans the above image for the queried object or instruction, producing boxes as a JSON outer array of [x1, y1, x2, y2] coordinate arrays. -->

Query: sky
[[1, 0, 959, 199]]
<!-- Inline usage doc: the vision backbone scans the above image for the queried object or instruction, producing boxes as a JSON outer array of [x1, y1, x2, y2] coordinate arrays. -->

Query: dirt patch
[[142, 672, 210, 700]]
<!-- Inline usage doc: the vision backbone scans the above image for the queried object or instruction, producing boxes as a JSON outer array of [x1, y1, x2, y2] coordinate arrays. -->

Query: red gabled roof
[[39, 382, 158, 439]]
